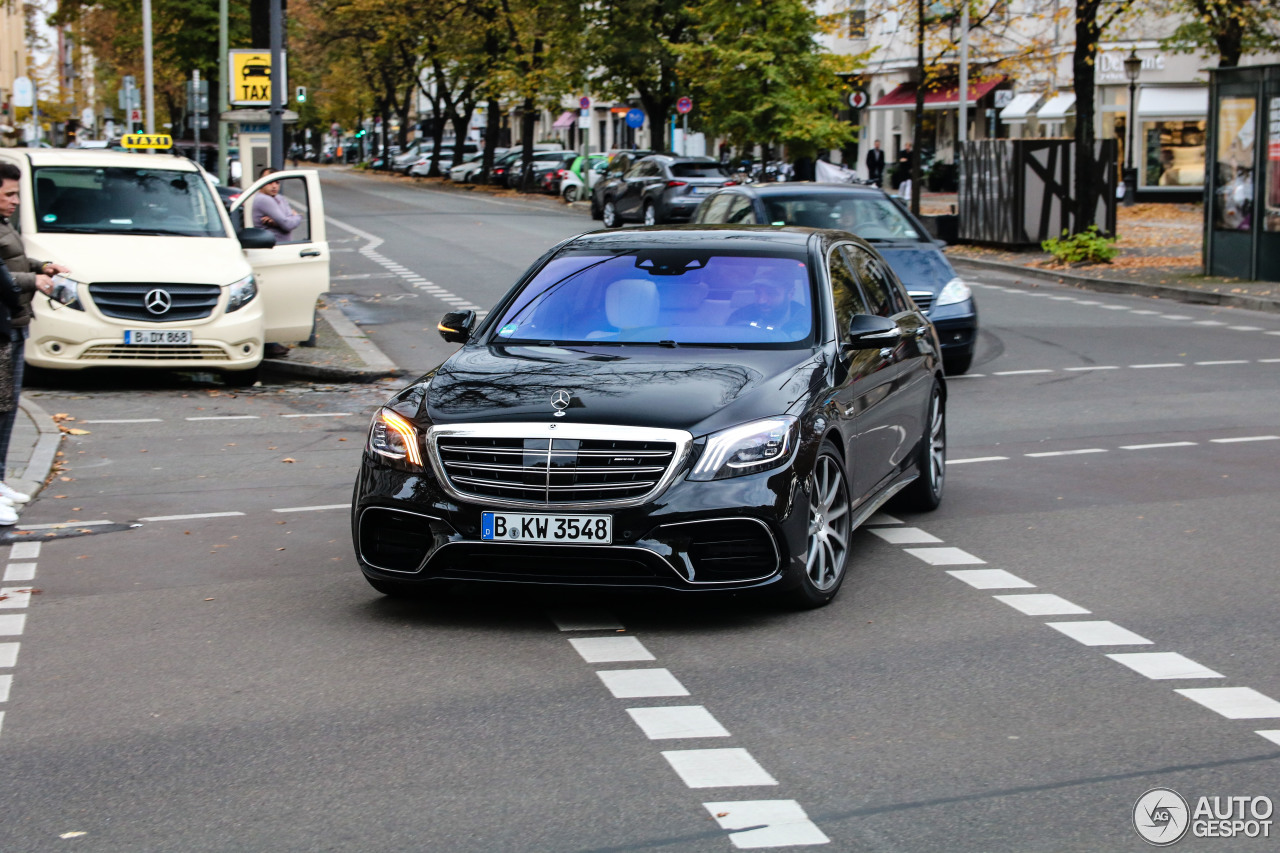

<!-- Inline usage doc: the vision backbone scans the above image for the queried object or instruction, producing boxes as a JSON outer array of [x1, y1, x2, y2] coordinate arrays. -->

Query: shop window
[[848, 6, 866, 38], [1267, 96, 1280, 233], [1214, 96, 1255, 232], [1141, 120, 1206, 188]]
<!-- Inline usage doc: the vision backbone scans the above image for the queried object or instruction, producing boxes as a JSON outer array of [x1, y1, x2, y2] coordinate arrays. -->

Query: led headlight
[[226, 274, 257, 313], [367, 407, 423, 467], [936, 277, 972, 307], [688, 415, 798, 481]]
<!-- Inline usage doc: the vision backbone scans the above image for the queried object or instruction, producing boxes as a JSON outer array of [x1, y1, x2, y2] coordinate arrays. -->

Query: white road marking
[[1255, 731, 1280, 747], [662, 749, 778, 788], [627, 706, 731, 740], [1064, 365, 1119, 371], [17, 521, 112, 530], [993, 594, 1090, 616], [0, 642, 16, 667], [548, 610, 624, 631], [271, 504, 350, 513], [947, 373, 984, 379], [568, 636, 655, 663], [947, 569, 1035, 589], [1099, 305, 1129, 310], [3, 563, 36, 582], [1130, 310, 1161, 315], [0, 673, 10, 702], [1227, 325, 1262, 331], [992, 369, 1054, 376], [597, 668, 690, 699], [1106, 653, 1223, 680], [1158, 315, 1192, 320], [139, 512, 246, 522], [1192, 320, 1228, 326], [82, 418, 164, 424], [1045, 621, 1152, 646], [1121, 442, 1198, 450], [1129, 363, 1184, 369], [903, 547, 985, 566], [9, 543, 39, 560], [703, 800, 831, 848], [0, 614, 26, 635], [868, 527, 942, 545], [1210, 435, 1279, 443], [1075, 300, 1102, 306], [1175, 688, 1280, 720], [280, 413, 354, 418], [0, 589, 33, 609], [864, 513, 902, 525], [1025, 449, 1107, 457], [947, 456, 1008, 464], [1195, 360, 1248, 365], [185, 415, 260, 421]]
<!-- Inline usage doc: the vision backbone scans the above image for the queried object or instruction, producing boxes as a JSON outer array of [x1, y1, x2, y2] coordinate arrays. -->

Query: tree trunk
[[481, 97, 500, 185], [519, 96, 536, 192], [1072, 0, 1100, 233]]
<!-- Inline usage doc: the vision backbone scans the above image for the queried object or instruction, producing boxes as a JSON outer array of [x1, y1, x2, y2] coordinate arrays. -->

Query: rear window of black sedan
[[489, 248, 815, 347]]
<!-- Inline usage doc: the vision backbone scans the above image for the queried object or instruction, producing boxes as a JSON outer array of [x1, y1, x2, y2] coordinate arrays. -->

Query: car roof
[[725, 181, 888, 199], [643, 154, 718, 164], [12, 149, 200, 171], [563, 226, 822, 254]]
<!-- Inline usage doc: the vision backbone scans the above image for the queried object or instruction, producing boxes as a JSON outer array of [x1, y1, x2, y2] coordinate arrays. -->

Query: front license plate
[[481, 512, 612, 544], [124, 329, 192, 345]]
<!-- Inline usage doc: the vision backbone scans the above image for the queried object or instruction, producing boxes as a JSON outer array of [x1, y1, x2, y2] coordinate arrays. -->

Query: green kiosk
[[1204, 63, 1280, 281]]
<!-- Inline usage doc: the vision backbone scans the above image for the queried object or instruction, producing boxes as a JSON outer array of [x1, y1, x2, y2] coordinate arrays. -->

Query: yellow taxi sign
[[121, 133, 173, 150]]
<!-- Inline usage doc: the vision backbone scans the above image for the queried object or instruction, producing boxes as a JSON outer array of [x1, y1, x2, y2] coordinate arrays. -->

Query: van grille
[[88, 282, 222, 322], [80, 344, 230, 361]]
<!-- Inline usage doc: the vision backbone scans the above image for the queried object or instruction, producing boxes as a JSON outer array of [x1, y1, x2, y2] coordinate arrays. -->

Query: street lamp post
[[1123, 49, 1141, 207]]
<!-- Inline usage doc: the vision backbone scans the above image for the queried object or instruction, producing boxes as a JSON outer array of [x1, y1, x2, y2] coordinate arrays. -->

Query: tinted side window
[[623, 161, 647, 179], [696, 193, 731, 223], [725, 195, 756, 224], [841, 245, 903, 317], [828, 246, 871, 342]]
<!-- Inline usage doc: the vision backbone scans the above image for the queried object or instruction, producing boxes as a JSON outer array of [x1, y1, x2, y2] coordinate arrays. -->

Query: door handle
[[299, 248, 321, 257]]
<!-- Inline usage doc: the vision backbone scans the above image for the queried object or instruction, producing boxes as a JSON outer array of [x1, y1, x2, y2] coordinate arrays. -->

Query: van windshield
[[32, 166, 227, 237]]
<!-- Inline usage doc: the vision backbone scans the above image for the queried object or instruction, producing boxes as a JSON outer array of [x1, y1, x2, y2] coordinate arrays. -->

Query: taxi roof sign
[[121, 133, 173, 150]]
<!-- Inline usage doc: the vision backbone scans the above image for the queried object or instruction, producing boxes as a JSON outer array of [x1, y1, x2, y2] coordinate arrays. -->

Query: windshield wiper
[[127, 228, 205, 236]]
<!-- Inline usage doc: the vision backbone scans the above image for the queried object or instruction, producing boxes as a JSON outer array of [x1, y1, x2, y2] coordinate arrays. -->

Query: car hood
[[422, 344, 824, 435], [874, 243, 956, 293], [20, 233, 250, 286]]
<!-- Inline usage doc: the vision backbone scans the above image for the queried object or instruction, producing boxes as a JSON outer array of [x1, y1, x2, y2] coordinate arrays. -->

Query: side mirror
[[842, 314, 900, 351], [438, 309, 476, 344], [238, 227, 276, 250]]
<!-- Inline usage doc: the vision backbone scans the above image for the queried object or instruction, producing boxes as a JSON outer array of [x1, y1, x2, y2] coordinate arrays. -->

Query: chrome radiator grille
[[88, 282, 222, 322], [435, 433, 680, 506], [908, 291, 935, 313]]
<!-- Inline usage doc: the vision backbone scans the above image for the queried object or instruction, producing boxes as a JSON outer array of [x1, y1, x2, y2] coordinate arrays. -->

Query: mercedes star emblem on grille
[[144, 288, 173, 315], [551, 389, 572, 417]]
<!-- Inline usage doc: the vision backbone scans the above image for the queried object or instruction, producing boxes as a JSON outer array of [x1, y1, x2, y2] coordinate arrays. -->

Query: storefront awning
[[869, 78, 1005, 110], [1138, 87, 1208, 119], [551, 110, 576, 129], [1000, 93, 1042, 123], [1038, 93, 1076, 121]]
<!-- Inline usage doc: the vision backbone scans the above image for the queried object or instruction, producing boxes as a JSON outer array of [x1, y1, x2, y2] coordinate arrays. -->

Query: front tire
[[899, 381, 946, 511], [786, 442, 852, 609], [602, 199, 619, 228], [563, 185, 580, 204], [943, 346, 973, 376]]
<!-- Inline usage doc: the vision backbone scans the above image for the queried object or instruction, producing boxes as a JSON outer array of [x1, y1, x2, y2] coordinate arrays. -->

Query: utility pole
[[142, 0, 155, 133], [269, 0, 284, 170], [218, 0, 228, 183]]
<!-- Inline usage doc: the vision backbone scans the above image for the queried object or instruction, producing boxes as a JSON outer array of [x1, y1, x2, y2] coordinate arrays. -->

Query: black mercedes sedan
[[693, 183, 979, 375], [352, 227, 947, 608]]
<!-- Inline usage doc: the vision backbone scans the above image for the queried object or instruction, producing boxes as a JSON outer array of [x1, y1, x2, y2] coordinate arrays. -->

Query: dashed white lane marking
[[903, 547, 985, 566], [1211, 435, 1279, 443], [10, 543, 39, 560], [1193, 320, 1228, 326], [0, 589, 34, 609], [1228, 325, 1263, 331], [867, 527, 942, 545], [1106, 653, 1224, 680], [948, 456, 1009, 464], [662, 749, 778, 788], [568, 636, 655, 663], [3, 563, 36, 582], [1120, 441, 1198, 450], [1130, 363, 1184, 369], [628, 706, 731, 740], [0, 614, 26, 635], [1064, 365, 1120, 371], [1025, 448, 1107, 457], [0, 642, 17, 667], [993, 594, 1090, 616], [1195, 360, 1248, 365], [550, 610, 625, 631], [82, 418, 164, 424], [185, 415, 260, 421], [1045, 621, 1153, 646], [271, 504, 350, 513], [1175, 688, 1280, 720], [947, 569, 1035, 589], [993, 369, 1054, 376], [0, 674, 10, 702], [865, 512, 902, 525], [1256, 731, 1280, 747], [280, 413, 353, 419], [703, 801, 831, 848], [138, 512, 246, 522], [597, 669, 690, 699]]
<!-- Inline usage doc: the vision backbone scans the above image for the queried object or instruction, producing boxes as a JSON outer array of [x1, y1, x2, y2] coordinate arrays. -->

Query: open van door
[[230, 170, 330, 342]]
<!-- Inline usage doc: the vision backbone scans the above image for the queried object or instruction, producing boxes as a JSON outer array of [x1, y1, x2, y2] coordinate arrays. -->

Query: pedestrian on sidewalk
[[1, 161, 69, 513], [865, 140, 885, 186]]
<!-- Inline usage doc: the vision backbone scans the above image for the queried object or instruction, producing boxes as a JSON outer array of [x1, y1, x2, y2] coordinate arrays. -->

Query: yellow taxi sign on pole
[[121, 133, 173, 150], [229, 49, 286, 106]]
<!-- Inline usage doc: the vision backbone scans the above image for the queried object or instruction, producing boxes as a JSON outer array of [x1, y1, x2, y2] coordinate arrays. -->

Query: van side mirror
[[238, 227, 276, 249], [438, 309, 476, 344]]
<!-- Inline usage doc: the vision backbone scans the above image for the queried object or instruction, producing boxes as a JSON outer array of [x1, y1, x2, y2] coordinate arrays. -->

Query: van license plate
[[125, 330, 192, 345], [481, 512, 612, 544]]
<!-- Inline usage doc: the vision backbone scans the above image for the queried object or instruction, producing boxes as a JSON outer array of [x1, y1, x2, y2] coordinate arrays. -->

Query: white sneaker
[[0, 502, 16, 526], [0, 482, 30, 504]]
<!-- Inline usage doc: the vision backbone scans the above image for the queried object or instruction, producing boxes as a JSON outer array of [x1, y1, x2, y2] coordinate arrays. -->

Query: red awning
[[870, 78, 1005, 110], [552, 110, 577, 129]]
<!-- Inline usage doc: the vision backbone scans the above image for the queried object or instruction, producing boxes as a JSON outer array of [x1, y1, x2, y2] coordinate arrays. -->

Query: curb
[[951, 256, 1280, 315], [259, 301, 404, 383], [11, 395, 64, 500]]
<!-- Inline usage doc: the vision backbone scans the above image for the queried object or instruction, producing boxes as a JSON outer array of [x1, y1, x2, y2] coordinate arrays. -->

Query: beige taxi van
[[0, 143, 329, 382]]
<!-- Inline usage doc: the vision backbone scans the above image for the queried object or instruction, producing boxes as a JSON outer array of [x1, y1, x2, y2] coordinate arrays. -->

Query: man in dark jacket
[[865, 139, 885, 186], [0, 161, 70, 504]]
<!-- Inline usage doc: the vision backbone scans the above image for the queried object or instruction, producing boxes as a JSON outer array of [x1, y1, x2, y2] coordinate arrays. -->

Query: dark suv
[[598, 155, 730, 227], [590, 150, 653, 219]]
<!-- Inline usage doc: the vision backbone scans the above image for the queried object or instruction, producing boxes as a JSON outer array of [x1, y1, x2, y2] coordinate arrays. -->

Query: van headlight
[[688, 416, 798, 481], [226, 274, 257, 312], [937, 277, 972, 307]]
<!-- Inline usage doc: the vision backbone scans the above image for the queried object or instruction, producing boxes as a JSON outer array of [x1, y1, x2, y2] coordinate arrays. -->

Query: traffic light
[[295, 86, 307, 104], [355, 128, 365, 138]]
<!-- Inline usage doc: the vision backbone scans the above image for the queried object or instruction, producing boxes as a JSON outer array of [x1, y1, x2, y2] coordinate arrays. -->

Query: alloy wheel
[[806, 452, 851, 592], [602, 200, 618, 228], [924, 388, 945, 497]]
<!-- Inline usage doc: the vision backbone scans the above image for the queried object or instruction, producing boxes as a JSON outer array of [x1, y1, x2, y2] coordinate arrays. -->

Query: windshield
[[491, 249, 814, 347], [33, 166, 226, 237], [762, 194, 921, 241], [672, 162, 729, 179]]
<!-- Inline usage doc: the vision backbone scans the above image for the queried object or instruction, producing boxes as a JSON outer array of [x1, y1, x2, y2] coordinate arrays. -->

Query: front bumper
[[928, 297, 978, 355], [352, 453, 809, 593]]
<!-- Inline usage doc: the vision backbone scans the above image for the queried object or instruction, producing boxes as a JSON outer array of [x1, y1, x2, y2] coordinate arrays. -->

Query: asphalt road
[[1, 170, 1277, 852]]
